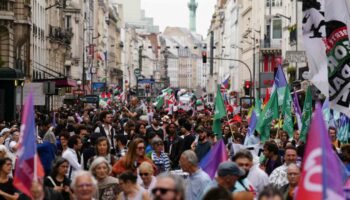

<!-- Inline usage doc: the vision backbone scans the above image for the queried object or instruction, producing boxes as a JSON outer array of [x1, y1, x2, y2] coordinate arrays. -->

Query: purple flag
[[199, 139, 228, 179], [293, 92, 302, 130], [244, 110, 257, 145]]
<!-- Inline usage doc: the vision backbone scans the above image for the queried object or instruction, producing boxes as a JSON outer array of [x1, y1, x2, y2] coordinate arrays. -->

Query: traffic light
[[244, 81, 251, 96], [202, 51, 207, 63]]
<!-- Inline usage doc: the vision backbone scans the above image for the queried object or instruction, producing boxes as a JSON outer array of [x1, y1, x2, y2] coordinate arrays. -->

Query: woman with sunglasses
[[89, 157, 121, 200], [117, 171, 150, 200], [44, 157, 72, 200], [113, 138, 156, 176], [147, 137, 170, 174], [0, 157, 19, 200], [87, 137, 117, 169], [138, 162, 156, 194]]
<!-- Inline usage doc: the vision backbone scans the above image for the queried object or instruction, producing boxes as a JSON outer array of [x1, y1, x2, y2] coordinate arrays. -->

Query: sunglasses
[[152, 187, 176, 195], [137, 146, 145, 150], [139, 173, 149, 177]]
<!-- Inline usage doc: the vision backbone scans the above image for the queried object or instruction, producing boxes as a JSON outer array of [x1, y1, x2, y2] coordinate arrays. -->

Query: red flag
[[14, 92, 45, 198], [263, 88, 271, 105]]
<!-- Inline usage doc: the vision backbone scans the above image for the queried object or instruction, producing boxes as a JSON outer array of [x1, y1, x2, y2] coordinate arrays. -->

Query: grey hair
[[181, 150, 198, 166], [157, 172, 185, 200], [151, 137, 163, 146], [287, 163, 300, 172], [89, 157, 112, 176], [71, 170, 98, 191], [139, 162, 154, 174]]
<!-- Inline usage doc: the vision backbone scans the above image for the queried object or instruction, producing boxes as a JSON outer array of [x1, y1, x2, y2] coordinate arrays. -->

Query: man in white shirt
[[269, 145, 298, 188], [62, 135, 83, 179]]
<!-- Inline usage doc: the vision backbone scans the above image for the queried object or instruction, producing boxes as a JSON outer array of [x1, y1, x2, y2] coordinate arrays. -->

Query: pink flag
[[296, 103, 345, 199]]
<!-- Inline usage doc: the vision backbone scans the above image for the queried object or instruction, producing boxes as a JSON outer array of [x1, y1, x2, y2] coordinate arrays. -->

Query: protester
[[117, 171, 150, 200], [29, 180, 64, 200], [193, 126, 211, 162], [152, 173, 185, 200], [258, 184, 283, 200], [329, 127, 341, 149], [138, 162, 157, 194], [62, 135, 83, 179], [0, 158, 19, 200], [280, 163, 300, 200], [232, 150, 259, 195], [71, 170, 97, 200], [181, 121, 195, 151], [94, 111, 117, 154], [269, 145, 298, 188], [87, 137, 117, 169], [164, 123, 184, 169], [147, 114, 164, 140], [112, 138, 155, 175], [147, 137, 171, 173], [202, 187, 233, 200], [89, 157, 121, 200], [44, 157, 71, 200], [203, 161, 244, 197], [261, 141, 282, 175]]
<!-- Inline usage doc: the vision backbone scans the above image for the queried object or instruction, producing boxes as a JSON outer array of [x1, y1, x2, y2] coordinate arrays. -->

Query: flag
[[337, 114, 349, 144], [199, 139, 228, 179], [14, 92, 45, 198], [282, 85, 294, 137], [263, 88, 271, 106], [293, 91, 302, 131], [300, 86, 312, 143], [213, 84, 227, 139], [295, 102, 345, 200], [154, 95, 164, 110], [302, 0, 329, 97], [324, 0, 350, 118], [245, 110, 258, 145], [322, 98, 330, 128], [256, 90, 279, 142], [273, 65, 288, 105], [96, 52, 105, 61], [222, 75, 230, 89]]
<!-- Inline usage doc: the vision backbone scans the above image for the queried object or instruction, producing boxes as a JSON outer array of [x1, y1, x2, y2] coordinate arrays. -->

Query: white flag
[[302, 0, 329, 96], [325, 0, 350, 117]]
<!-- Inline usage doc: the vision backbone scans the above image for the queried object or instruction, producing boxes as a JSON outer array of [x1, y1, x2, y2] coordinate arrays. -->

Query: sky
[[141, 0, 216, 37]]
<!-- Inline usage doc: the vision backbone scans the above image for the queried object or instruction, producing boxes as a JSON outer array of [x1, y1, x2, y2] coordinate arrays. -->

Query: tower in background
[[188, 0, 198, 32]]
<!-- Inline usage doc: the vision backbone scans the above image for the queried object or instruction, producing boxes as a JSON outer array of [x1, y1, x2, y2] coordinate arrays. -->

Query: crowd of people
[[0, 95, 349, 200]]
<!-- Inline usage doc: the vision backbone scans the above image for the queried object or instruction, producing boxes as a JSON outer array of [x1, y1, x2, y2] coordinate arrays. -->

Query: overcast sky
[[141, 0, 216, 37]]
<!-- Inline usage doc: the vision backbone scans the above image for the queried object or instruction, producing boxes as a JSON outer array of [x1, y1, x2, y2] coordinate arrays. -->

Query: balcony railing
[[48, 25, 73, 45]]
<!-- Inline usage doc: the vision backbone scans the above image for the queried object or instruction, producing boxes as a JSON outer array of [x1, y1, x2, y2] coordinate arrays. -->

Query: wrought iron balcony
[[48, 25, 73, 45]]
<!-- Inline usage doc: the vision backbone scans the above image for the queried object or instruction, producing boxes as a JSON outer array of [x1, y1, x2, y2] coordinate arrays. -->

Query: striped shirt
[[151, 151, 171, 173]]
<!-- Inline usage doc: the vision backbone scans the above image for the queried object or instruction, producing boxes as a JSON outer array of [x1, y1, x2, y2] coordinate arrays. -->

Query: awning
[[55, 79, 77, 87], [33, 78, 77, 88], [0, 67, 24, 80]]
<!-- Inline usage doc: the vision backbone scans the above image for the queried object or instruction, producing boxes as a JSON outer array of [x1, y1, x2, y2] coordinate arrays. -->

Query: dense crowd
[[0, 95, 349, 200]]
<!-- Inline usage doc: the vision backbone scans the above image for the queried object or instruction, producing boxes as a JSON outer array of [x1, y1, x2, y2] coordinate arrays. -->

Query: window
[[272, 19, 282, 39], [65, 15, 71, 29]]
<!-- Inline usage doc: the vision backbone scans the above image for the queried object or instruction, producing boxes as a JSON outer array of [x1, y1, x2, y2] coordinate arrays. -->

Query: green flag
[[256, 90, 279, 142], [212, 85, 227, 139], [255, 98, 262, 117], [282, 85, 294, 137], [300, 86, 312, 142], [154, 95, 164, 110]]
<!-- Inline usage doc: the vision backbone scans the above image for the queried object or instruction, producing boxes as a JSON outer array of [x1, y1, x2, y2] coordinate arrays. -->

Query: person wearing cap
[[202, 161, 244, 198], [193, 126, 211, 162], [146, 114, 164, 140], [179, 150, 211, 200]]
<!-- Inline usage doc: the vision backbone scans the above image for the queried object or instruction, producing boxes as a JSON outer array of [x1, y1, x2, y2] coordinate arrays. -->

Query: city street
[[1, 0, 350, 200]]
